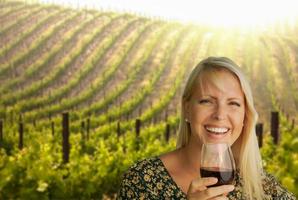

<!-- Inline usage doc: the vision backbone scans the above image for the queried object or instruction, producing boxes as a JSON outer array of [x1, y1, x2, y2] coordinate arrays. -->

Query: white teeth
[[205, 126, 229, 134]]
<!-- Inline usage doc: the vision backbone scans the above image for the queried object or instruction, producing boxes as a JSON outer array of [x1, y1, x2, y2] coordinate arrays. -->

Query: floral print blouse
[[117, 157, 296, 200]]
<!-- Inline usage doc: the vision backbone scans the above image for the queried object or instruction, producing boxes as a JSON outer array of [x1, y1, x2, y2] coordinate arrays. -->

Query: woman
[[117, 57, 296, 199]]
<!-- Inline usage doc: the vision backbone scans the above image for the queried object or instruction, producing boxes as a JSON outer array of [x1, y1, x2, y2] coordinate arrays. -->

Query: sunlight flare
[[40, 0, 297, 27]]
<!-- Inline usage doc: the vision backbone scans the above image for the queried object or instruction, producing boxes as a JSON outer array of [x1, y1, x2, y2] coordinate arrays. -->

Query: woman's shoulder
[[118, 156, 186, 199], [262, 171, 296, 199], [124, 151, 181, 177], [121, 156, 173, 186], [117, 157, 162, 199], [124, 156, 165, 176]]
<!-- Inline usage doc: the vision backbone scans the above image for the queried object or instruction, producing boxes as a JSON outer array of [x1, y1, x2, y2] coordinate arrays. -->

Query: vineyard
[[0, 0, 297, 199]]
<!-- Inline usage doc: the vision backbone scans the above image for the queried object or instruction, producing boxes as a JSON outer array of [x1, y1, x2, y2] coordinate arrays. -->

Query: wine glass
[[200, 143, 236, 187]]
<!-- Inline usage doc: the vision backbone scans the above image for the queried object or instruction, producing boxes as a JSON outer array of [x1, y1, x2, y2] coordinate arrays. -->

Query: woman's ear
[[183, 101, 190, 121]]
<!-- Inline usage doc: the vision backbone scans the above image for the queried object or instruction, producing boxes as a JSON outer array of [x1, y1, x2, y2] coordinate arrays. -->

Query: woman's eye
[[230, 102, 241, 107], [199, 99, 211, 104]]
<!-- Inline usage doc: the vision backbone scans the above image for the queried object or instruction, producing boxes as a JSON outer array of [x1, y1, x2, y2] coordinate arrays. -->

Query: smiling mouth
[[205, 126, 230, 135]]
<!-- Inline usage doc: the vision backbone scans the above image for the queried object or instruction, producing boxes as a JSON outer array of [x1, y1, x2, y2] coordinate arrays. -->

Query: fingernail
[[227, 185, 234, 191], [210, 177, 218, 182]]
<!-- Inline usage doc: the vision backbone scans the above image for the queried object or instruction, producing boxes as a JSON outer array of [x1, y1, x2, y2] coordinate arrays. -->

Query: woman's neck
[[179, 142, 202, 175]]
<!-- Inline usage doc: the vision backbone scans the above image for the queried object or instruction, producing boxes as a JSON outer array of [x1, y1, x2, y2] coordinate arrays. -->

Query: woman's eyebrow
[[200, 95, 243, 101], [227, 97, 243, 101], [199, 95, 215, 98]]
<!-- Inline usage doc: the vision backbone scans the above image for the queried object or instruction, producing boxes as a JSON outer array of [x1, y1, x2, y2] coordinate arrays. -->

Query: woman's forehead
[[193, 68, 244, 98]]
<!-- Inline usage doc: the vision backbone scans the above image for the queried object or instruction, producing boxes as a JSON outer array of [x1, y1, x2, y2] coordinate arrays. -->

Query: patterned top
[[117, 157, 296, 200]]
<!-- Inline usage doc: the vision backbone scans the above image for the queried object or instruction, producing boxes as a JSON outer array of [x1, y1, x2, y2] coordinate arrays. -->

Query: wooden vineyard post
[[135, 118, 141, 137], [0, 120, 3, 142], [117, 121, 121, 138], [18, 121, 23, 150], [255, 123, 263, 148], [108, 116, 112, 134], [271, 112, 279, 145], [51, 121, 55, 136], [86, 118, 90, 140], [10, 110, 13, 125], [81, 120, 85, 140], [291, 119, 295, 130], [135, 118, 141, 150], [62, 112, 70, 164], [165, 123, 170, 142]]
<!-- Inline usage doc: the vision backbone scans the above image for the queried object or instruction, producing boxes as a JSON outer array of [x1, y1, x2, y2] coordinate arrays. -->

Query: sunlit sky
[[40, 0, 297, 27]]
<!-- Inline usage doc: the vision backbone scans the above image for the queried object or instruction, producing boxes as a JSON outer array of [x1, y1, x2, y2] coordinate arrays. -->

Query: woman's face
[[185, 69, 245, 146]]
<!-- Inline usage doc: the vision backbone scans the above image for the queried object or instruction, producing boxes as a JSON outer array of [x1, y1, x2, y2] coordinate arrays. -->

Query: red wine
[[200, 167, 235, 187]]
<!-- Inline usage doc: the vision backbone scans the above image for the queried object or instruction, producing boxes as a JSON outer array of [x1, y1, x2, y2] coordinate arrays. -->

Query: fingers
[[188, 177, 218, 193], [187, 179, 234, 200], [201, 185, 234, 199], [212, 196, 229, 200]]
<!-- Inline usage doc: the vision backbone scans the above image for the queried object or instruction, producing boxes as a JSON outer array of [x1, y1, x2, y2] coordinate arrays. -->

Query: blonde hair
[[177, 57, 264, 199]]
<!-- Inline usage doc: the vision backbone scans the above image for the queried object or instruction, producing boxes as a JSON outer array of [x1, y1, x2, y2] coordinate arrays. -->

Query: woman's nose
[[212, 104, 227, 120]]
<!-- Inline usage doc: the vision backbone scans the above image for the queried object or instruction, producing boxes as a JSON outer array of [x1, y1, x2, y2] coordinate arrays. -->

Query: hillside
[[0, 1, 297, 127], [0, 1, 297, 199]]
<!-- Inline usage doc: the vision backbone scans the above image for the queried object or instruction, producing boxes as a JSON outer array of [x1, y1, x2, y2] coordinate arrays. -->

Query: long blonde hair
[[177, 57, 264, 199]]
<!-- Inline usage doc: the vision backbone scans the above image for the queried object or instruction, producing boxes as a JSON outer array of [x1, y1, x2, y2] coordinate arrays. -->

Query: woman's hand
[[187, 177, 234, 200]]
